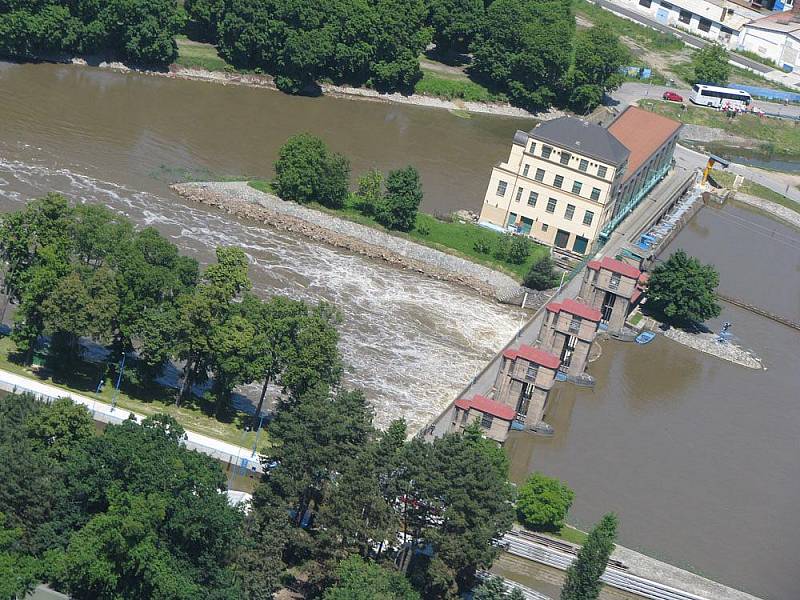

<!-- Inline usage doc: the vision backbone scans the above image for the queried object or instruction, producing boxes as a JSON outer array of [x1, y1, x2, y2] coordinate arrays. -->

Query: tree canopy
[[324, 555, 420, 600], [567, 23, 628, 113], [560, 513, 618, 600], [376, 166, 424, 232], [516, 472, 574, 531], [644, 249, 721, 326], [691, 44, 730, 86], [273, 133, 351, 208]]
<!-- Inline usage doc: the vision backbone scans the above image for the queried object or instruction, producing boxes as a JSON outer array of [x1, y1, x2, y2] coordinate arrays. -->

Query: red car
[[662, 90, 684, 102]]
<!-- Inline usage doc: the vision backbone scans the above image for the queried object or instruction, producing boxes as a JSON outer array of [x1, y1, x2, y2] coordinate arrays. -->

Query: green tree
[[324, 555, 420, 600], [524, 255, 559, 290], [506, 236, 530, 265], [273, 133, 351, 208], [232, 511, 287, 600], [376, 166, 423, 231], [0, 513, 40, 600], [25, 398, 95, 463], [208, 312, 260, 416], [560, 513, 618, 600], [644, 249, 721, 326], [184, 0, 225, 41], [516, 472, 574, 531], [473, 576, 509, 600], [471, 0, 574, 110], [428, 0, 484, 54], [691, 43, 730, 86], [356, 168, 384, 216], [568, 23, 628, 113], [369, 0, 431, 90]]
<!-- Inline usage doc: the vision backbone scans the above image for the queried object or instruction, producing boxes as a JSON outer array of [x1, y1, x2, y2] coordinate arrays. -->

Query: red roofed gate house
[[451, 395, 517, 442], [537, 298, 601, 378], [580, 256, 647, 333], [493, 345, 561, 431]]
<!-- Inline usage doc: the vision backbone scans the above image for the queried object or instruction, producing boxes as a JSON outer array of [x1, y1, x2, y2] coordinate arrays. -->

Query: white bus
[[690, 84, 752, 109]]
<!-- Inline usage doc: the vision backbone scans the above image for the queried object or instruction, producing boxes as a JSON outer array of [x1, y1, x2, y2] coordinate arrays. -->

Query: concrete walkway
[[0, 368, 263, 474]]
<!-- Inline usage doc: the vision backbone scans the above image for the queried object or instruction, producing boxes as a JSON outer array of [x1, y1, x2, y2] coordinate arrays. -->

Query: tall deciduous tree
[[644, 249, 721, 326], [0, 513, 40, 600], [427, 0, 484, 55], [524, 255, 559, 290], [691, 43, 730, 86], [471, 0, 574, 110], [323, 555, 420, 599], [273, 133, 351, 208], [560, 513, 618, 600], [567, 23, 628, 113], [356, 168, 384, 216], [515, 472, 574, 531], [376, 166, 423, 232]]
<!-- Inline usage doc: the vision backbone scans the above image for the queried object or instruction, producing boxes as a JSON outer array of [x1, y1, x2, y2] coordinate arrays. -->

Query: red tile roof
[[587, 256, 641, 279], [608, 106, 681, 183], [638, 272, 650, 284], [455, 395, 516, 421], [503, 344, 561, 370], [561, 298, 602, 322]]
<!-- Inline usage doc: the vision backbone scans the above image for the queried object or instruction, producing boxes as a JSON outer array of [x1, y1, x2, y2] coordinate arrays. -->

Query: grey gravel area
[[172, 181, 523, 300], [732, 193, 800, 229], [663, 327, 763, 369]]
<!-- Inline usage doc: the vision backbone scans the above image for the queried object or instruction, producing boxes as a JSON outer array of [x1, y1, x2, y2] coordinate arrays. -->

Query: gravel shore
[[663, 327, 763, 369], [172, 181, 524, 300], [733, 193, 800, 229]]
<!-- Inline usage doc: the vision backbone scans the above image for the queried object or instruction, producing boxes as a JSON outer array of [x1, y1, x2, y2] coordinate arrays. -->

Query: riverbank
[[662, 327, 763, 369], [173, 181, 533, 300], [64, 55, 549, 120]]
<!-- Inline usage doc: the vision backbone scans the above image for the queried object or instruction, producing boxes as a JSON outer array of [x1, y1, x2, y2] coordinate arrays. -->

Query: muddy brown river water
[[0, 61, 798, 599]]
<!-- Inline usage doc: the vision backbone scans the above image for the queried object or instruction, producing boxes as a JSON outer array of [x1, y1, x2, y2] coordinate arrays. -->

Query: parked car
[[662, 91, 684, 102]]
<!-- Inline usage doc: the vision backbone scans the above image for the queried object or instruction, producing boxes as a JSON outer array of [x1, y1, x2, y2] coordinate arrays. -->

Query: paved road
[[610, 82, 800, 119], [0, 368, 264, 474], [592, 0, 769, 74]]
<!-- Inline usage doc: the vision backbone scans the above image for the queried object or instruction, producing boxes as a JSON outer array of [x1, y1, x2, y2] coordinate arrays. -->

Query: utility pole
[[110, 352, 126, 411]]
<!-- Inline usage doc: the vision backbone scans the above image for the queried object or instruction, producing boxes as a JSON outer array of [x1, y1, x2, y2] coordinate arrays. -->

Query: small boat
[[635, 331, 656, 345]]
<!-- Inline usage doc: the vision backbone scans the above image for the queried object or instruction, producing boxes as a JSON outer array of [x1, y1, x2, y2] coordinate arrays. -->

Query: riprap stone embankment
[[172, 181, 525, 300]]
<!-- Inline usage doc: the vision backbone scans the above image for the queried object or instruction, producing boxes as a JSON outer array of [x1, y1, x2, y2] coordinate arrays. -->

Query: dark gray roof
[[528, 117, 630, 166]]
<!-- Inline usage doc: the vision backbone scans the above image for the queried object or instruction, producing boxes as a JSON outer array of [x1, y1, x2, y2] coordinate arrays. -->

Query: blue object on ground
[[635, 331, 656, 344]]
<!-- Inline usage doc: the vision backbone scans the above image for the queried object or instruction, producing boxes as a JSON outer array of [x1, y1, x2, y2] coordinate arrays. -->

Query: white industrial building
[[739, 10, 800, 71]]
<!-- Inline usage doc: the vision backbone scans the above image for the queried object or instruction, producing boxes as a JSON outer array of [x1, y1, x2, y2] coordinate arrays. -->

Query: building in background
[[739, 10, 800, 71], [478, 107, 681, 259]]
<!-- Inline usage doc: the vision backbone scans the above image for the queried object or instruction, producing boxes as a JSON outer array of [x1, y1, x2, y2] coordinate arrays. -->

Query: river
[[1, 61, 798, 599]]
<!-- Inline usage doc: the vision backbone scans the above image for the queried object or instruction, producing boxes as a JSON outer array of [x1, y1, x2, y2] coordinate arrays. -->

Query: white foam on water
[[0, 154, 524, 431]]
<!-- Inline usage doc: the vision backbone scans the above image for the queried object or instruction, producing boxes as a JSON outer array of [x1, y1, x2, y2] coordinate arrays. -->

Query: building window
[[573, 236, 589, 254], [661, 1, 673, 9], [542, 145, 553, 159], [639, 0, 651, 7], [610, 273, 621, 290], [523, 164, 530, 177], [535, 168, 545, 182], [541, 223, 549, 232], [590, 187, 601, 201], [480, 412, 494, 429], [565, 204, 575, 220], [698, 17, 711, 32], [526, 364, 539, 380], [583, 210, 594, 226], [571, 181, 582, 195], [560, 152, 571, 166], [679, 9, 691, 24], [528, 191, 538, 207], [568, 317, 581, 333], [496, 180, 508, 196], [515, 186, 524, 202], [553, 175, 564, 189], [529, 140, 536, 153], [546, 198, 557, 213], [579, 158, 588, 172], [597, 165, 608, 179]]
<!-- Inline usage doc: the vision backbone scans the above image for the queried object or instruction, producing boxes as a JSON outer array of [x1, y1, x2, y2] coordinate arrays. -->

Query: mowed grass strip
[[248, 180, 549, 281], [0, 336, 270, 452]]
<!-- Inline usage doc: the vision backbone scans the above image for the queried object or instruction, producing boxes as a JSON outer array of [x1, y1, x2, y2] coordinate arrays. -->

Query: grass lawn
[[248, 181, 550, 282], [710, 169, 800, 216], [574, 0, 684, 52], [0, 336, 270, 452], [638, 99, 800, 156], [416, 68, 507, 104], [175, 36, 232, 72], [672, 60, 799, 95]]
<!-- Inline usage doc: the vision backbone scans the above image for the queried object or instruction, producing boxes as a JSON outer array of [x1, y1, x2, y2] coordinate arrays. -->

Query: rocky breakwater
[[172, 181, 523, 300]]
